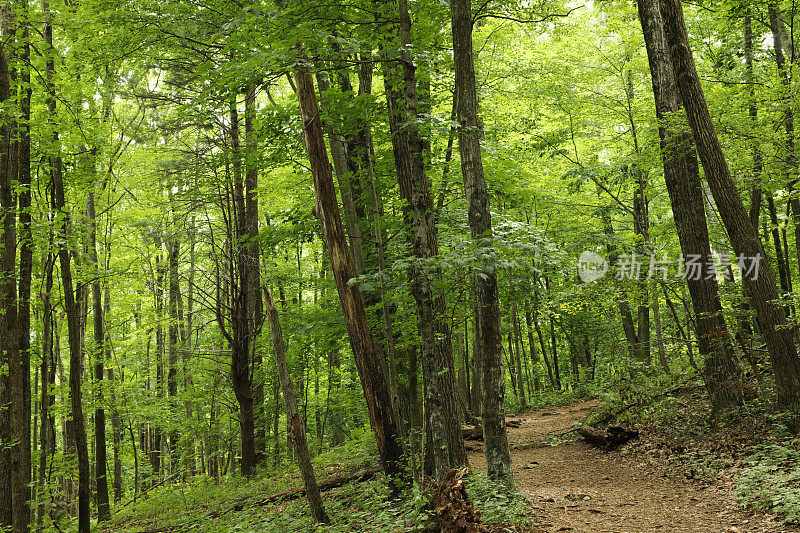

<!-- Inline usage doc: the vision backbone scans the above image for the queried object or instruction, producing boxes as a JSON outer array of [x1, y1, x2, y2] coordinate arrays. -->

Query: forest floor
[[467, 400, 798, 533]]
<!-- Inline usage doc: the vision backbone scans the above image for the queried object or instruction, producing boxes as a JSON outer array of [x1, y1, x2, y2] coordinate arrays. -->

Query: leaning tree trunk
[[264, 287, 329, 524], [637, 0, 747, 411], [293, 55, 407, 483], [659, 0, 800, 414]]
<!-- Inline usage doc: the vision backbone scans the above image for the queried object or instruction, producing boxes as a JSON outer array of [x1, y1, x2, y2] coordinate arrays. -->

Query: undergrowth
[[735, 414, 800, 524], [92, 426, 530, 532]]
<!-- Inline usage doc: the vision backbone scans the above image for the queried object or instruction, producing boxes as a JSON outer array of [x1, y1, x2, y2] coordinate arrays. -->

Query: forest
[[3, 0, 800, 530]]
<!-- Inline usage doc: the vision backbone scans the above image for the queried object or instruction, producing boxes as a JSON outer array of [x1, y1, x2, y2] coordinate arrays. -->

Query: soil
[[467, 400, 799, 533]]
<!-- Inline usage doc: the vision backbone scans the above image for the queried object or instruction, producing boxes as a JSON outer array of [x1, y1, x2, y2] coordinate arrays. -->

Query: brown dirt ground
[[467, 400, 799, 533]]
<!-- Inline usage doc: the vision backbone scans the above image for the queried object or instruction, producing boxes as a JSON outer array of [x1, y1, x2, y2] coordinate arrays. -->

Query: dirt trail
[[468, 400, 796, 533]]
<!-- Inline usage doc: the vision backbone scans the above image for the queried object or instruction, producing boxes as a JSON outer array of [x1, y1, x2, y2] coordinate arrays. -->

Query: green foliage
[[464, 471, 531, 528], [736, 417, 800, 524]]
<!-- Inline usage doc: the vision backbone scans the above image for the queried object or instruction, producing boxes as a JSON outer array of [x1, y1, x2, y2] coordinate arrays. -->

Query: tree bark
[[381, 0, 467, 482], [293, 56, 406, 483], [0, 28, 15, 531], [15, 11, 32, 530], [768, 2, 800, 281], [659, 0, 800, 413], [87, 185, 110, 520], [638, 0, 747, 411], [264, 287, 329, 524], [244, 85, 266, 462], [48, 72, 91, 533], [452, 0, 513, 484], [511, 303, 527, 407], [222, 95, 257, 477]]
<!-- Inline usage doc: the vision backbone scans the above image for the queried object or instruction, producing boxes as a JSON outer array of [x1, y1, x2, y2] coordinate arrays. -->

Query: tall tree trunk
[[293, 55, 406, 483], [15, 11, 32, 529], [167, 235, 180, 474], [511, 302, 527, 408], [264, 288, 329, 524], [224, 95, 257, 477], [768, 194, 790, 293], [106, 281, 122, 502], [87, 185, 110, 520], [382, 0, 467, 482], [659, 0, 800, 414], [0, 26, 16, 530], [506, 332, 517, 396], [638, 0, 747, 411], [532, 274, 554, 388], [153, 256, 165, 476], [245, 85, 266, 461], [47, 48, 91, 533], [746, 8, 762, 232], [768, 2, 800, 281], [651, 282, 669, 373], [469, 290, 483, 412], [37, 252, 55, 526], [315, 71, 367, 275]]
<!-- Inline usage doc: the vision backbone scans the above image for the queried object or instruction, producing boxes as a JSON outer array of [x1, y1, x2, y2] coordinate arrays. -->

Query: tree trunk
[[87, 185, 110, 521], [293, 56, 406, 483], [767, 194, 790, 293], [105, 281, 123, 502], [15, 11, 32, 530], [224, 95, 257, 477], [511, 303, 527, 408], [381, 0, 467, 482], [659, 0, 800, 414], [48, 74, 91, 533], [245, 85, 266, 462], [37, 253, 55, 526], [167, 234, 181, 474], [264, 287, 329, 524], [315, 71, 367, 275], [637, 0, 748, 410], [768, 2, 800, 281], [0, 30, 15, 531], [451, 0, 516, 476]]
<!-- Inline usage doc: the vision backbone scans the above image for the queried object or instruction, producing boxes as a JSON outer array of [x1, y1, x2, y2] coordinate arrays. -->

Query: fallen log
[[257, 466, 382, 505], [212, 466, 383, 516], [462, 426, 484, 440], [462, 419, 521, 441], [579, 425, 638, 450]]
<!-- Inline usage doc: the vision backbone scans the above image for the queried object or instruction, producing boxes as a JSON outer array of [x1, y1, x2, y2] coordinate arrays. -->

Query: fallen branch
[[212, 466, 383, 516], [579, 425, 639, 450], [116, 469, 186, 511], [462, 418, 522, 441]]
